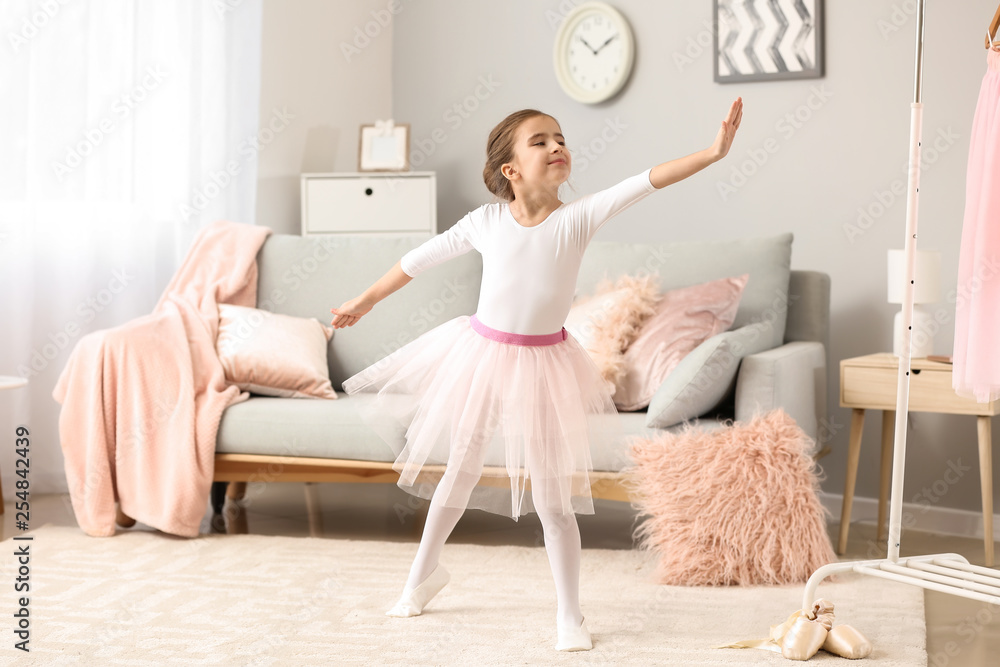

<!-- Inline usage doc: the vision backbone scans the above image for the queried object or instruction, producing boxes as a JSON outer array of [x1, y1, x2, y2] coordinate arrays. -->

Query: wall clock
[[553, 2, 635, 104]]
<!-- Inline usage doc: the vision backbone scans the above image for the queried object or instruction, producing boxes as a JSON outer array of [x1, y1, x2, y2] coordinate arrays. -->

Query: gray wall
[[260, 0, 1000, 517], [256, 0, 394, 233]]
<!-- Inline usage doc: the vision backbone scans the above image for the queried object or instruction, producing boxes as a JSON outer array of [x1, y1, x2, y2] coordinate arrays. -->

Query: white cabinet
[[300, 172, 436, 236]]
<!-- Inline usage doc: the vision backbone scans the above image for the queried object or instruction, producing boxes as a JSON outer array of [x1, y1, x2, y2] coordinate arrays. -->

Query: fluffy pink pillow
[[216, 304, 336, 399], [613, 274, 749, 411], [621, 409, 837, 586], [565, 273, 661, 394]]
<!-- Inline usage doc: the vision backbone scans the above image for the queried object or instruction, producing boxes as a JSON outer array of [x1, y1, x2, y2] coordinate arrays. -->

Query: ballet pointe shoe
[[385, 564, 450, 617], [780, 616, 828, 660], [822, 625, 873, 659], [779, 598, 834, 660], [555, 616, 593, 652]]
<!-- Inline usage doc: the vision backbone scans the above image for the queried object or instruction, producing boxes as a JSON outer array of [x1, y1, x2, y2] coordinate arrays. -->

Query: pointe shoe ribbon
[[385, 564, 450, 617], [715, 598, 871, 660]]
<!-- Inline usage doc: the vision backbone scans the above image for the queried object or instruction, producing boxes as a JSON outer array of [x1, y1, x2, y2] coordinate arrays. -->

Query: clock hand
[[595, 33, 619, 53], [577, 35, 598, 55]]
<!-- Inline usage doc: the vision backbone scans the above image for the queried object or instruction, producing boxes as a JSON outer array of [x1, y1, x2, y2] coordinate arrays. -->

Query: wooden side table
[[0, 376, 29, 515], [838, 353, 998, 566]]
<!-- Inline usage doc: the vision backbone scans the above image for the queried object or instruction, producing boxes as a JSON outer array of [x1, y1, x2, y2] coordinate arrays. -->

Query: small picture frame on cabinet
[[358, 120, 410, 171]]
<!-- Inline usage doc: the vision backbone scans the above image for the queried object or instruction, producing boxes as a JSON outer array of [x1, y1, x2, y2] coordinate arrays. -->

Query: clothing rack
[[803, 0, 1000, 610]]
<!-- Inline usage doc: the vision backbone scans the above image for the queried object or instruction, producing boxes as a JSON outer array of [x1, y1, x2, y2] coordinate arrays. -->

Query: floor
[[7, 483, 999, 665]]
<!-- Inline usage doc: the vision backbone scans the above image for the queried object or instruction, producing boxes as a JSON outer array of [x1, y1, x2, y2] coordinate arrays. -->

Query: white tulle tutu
[[341, 314, 625, 519]]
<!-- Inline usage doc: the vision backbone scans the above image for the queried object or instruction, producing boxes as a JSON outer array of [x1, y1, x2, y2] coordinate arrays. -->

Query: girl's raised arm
[[649, 97, 742, 190]]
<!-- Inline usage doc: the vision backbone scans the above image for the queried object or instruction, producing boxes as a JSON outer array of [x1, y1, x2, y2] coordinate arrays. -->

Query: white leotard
[[399, 168, 656, 336]]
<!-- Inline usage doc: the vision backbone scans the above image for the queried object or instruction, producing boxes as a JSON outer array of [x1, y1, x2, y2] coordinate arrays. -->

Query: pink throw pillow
[[613, 274, 749, 411], [216, 304, 337, 399]]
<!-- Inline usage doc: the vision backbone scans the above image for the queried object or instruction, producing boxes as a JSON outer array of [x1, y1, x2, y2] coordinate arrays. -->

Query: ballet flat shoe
[[555, 616, 593, 652], [822, 625, 873, 659], [385, 564, 450, 617], [780, 616, 828, 661]]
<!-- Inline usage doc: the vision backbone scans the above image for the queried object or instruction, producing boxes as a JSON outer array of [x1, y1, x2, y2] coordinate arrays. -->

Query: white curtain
[[0, 0, 263, 498]]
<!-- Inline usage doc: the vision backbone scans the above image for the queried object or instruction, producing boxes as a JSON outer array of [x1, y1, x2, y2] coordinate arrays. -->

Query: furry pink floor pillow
[[620, 409, 837, 586]]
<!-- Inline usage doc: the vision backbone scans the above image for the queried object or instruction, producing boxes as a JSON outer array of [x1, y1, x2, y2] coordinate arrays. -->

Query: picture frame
[[713, 0, 824, 83], [358, 121, 410, 172]]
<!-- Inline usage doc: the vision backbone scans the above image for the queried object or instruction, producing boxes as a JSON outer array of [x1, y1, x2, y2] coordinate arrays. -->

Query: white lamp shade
[[887, 249, 942, 304]]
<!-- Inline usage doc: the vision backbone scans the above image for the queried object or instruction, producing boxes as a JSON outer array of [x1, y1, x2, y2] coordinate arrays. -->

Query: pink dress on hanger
[[954, 48, 1000, 403]]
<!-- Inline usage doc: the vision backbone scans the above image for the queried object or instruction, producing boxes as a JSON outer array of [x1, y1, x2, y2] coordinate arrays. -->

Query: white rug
[[0, 524, 926, 665]]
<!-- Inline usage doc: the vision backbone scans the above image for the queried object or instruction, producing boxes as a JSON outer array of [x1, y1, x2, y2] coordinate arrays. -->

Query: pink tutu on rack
[[954, 49, 1000, 403], [341, 313, 625, 519]]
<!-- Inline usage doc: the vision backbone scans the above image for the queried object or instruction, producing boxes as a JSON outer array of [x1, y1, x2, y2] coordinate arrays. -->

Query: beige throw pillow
[[216, 304, 336, 399], [565, 273, 661, 395]]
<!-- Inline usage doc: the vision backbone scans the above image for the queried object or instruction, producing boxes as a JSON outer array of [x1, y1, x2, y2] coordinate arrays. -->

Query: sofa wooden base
[[113, 448, 828, 531], [208, 447, 828, 515], [211, 453, 635, 504]]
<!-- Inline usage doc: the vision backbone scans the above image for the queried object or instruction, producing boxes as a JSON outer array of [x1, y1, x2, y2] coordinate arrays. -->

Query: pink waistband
[[469, 314, 567, 346]]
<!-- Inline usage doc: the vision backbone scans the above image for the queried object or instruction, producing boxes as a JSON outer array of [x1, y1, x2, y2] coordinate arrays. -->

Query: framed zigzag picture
[[713, 0, 824, 83]]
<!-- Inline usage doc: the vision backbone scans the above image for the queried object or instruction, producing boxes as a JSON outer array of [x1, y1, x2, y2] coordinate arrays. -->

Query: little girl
[[331, 99, 743, 652]]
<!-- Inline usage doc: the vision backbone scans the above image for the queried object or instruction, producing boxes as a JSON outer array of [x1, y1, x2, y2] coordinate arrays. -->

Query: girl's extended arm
[[649, 97, 743, 190], [331, 211, 477, 329], [330, 260, 412, 329]]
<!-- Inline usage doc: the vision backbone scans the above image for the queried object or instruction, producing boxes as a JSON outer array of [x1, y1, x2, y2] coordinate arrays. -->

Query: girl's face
[[503, 115, 571, 194]]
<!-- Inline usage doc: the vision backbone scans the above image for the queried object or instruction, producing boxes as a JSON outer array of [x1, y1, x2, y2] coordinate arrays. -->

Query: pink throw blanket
[[52, 220, 272, 537]]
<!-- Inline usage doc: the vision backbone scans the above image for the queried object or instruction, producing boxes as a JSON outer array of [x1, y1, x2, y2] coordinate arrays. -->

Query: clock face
[[554, 3, 634, 104], [568, 13, 625, 93]]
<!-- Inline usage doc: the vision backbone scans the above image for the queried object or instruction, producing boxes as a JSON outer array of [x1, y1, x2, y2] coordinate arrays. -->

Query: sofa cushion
[[217, 394, 400, 462], [645, 322, 775, 429], [254, 234, 483, 389], [215, 393, 725, 473], [253, 233, 793, 389], [579, 233, 792, 352]]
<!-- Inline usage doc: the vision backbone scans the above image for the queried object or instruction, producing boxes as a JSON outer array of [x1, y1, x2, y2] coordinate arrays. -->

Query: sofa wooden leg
[[226, 482, 247, 501], [304, 482, 323, 537], [115, 503, 136, 528], [209, 481, 230, 534], [210, 482, 228, 516]]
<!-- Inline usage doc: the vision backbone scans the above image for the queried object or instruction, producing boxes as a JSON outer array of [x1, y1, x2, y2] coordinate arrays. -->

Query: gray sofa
[[209, 231, 830, 521]]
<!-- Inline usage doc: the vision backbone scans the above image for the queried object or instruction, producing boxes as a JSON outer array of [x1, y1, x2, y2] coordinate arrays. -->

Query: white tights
[[402, 469, 584, 628], [536, 505, 584, 627]]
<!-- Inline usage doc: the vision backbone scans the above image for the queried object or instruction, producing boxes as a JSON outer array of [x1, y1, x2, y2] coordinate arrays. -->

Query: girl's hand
[[710, 97, 743, 161], [330, 296, 373, 329]]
